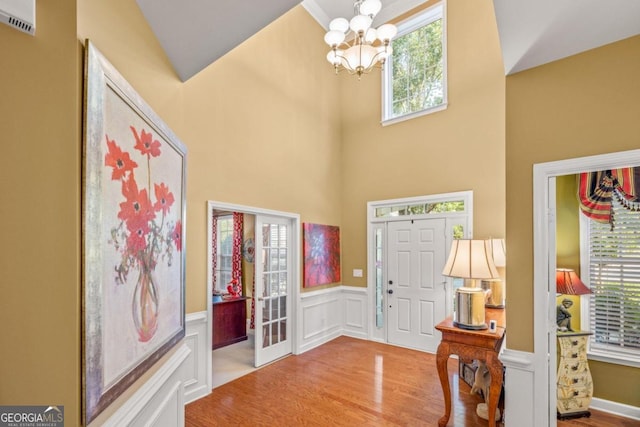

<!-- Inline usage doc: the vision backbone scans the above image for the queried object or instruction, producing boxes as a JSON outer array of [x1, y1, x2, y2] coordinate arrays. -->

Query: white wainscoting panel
[[183, 311, 210, 404], [341, 286, 368, 340], [500, 348, 535, 427], [101, 343, 190, 427], [299, 287, 343, 353], [297, 286, 370, 354]]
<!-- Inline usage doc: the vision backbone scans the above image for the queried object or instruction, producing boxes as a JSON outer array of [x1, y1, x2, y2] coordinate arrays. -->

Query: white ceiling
[[135, 0, 640, 82]]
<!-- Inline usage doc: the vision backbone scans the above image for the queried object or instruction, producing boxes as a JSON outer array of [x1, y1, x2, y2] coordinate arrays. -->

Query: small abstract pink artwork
[[303, 223, 341, 287]]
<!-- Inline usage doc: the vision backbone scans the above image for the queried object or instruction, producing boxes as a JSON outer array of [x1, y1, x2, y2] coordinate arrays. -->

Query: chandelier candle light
[[324, 0, 397, 78]]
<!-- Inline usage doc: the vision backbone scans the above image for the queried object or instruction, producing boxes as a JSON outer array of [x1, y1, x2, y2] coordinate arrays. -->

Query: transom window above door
[[374, 199, 464, 218]]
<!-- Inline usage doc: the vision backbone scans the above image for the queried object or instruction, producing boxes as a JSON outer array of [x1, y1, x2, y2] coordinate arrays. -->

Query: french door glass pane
[[279, 248, 287, 270], [262, 324, 270, 348], [280, 320, 287, 341], [262, 249, 269, 272], [263, 275, 269, 297], [280, 296, 286, 318], [270, 249, 278, 271], [263, 298, 270, 322], [279, 225, 287, 245]]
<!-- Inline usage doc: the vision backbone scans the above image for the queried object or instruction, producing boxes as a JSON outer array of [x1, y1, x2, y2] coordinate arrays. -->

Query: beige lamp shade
[[487, 238, 506, 267], [442, 239, 500, 280]]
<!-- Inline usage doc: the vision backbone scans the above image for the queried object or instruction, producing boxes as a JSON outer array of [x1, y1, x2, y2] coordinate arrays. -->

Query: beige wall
[[1, 0, 341, 423], [506, 36, 640, 405], [0, 0, 81, 425], [340, 0, 506, 287], [78, 1, 343, 313]]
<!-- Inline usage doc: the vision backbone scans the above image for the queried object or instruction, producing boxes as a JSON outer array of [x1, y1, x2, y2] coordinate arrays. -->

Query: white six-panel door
[[387, 219, 447, 352]]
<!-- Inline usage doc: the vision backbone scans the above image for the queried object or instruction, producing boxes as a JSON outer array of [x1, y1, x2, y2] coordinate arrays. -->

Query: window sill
[[381, 102, 448, 127], [587, 349, 640, 368]]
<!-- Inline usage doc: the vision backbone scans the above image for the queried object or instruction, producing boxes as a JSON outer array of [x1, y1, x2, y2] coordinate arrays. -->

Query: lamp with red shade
[[556, 268, 591, 332], [556, 268, 592, 296]]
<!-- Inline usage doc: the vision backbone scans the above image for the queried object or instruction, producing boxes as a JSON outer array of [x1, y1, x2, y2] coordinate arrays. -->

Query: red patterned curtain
[[211, 216, 218, 290], [231, 212, 244, 294], [250, 275, 255, 330], [579, 168, 640, 228]]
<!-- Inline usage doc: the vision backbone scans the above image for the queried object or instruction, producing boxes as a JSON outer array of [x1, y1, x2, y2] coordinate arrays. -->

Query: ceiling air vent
[[0, 0, 35, 35]]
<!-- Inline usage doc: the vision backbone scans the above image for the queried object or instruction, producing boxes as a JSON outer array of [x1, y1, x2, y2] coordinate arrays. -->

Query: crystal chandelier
[[324, 0, 397, 78]]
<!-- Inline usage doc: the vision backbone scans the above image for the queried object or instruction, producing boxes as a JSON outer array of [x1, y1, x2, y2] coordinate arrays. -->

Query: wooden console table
[[435, 308, 506, 427]]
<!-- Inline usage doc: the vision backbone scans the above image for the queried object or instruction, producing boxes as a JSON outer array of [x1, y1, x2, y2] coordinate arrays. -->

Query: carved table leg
[[436, 341, 451, 427], [486, 352, 504, 427]]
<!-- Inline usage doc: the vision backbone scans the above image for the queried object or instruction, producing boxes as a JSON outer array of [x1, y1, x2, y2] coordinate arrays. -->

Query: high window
[[382, 1, 446, 125], [581, 200, 640, 367]]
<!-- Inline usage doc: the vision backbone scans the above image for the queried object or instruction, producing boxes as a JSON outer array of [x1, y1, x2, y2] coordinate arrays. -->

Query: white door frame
[[206, 201, 301, 389], [366, 191, 473, 344], [532, 149, 640, 426]]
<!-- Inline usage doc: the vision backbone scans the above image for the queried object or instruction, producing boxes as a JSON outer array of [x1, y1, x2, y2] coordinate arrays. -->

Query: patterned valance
[[578, 168, 640, 228]]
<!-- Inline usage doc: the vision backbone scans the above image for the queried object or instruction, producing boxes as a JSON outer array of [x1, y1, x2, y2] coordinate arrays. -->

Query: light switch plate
[[353, 269, 363, 277]]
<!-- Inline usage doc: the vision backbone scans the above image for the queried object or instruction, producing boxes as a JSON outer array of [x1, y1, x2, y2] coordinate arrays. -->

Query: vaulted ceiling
[[135, 0, 640, 82]]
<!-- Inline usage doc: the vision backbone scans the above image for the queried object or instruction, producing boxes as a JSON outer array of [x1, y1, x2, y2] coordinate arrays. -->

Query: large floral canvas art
[[303, 223, 341, 287], [82, 41, 186, 424]]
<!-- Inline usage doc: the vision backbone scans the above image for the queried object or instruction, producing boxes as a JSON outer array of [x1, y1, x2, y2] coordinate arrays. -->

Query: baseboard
[[591, 398, 640, 420]]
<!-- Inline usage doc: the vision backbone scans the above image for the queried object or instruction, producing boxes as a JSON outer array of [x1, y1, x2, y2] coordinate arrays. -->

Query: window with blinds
[[583, 199, 640, 366], [216, 215, 233, 289]]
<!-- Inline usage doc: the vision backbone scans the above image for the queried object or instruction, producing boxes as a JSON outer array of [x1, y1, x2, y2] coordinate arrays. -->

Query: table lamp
[[483, 238, 506, 308], [442, 239, 500, 329], [556, 268, 592, 332]]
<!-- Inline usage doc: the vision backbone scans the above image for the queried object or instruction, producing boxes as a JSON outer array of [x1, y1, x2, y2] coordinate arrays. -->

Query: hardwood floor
[[186, 336, 635, 426], [558, 411, 639, 427]]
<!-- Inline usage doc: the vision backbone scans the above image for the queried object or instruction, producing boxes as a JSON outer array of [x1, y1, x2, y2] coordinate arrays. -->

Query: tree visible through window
[[383, 2, 446, 123]]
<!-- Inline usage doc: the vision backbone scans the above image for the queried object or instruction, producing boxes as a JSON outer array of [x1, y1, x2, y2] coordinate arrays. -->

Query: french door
[[254, 215, 293, 367], [387, 218, 447, 352]]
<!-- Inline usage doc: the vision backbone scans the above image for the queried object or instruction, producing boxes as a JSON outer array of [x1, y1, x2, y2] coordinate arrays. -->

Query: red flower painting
[[303, 223, 341, 287], [104, 125, 182, 342]]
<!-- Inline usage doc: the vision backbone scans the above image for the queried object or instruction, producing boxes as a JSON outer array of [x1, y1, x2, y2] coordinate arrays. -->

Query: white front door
[[387, 219, 447, 352], [254, 215, 293, 367]]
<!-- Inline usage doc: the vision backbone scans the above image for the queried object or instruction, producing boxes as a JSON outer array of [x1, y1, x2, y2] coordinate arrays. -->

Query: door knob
[[388, 289, 394, 294]]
